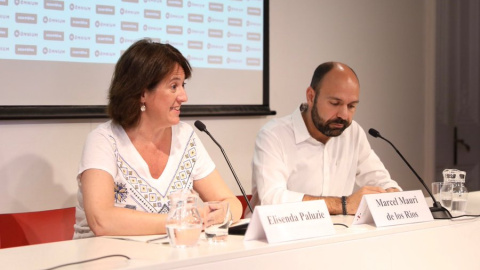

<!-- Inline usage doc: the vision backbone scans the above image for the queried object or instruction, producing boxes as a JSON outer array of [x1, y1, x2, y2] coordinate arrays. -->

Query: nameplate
[[352, 190, 433, 227], [244, 200, 335, 243]]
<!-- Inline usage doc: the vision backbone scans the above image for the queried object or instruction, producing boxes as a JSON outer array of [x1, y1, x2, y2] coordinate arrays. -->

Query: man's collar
[[292, 105, 315, 144]]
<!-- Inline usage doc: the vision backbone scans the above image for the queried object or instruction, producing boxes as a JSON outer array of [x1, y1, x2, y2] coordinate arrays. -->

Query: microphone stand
[[202, 128, 254, 213], [195, 121, 253, 234], [371, 130, 452, 219]]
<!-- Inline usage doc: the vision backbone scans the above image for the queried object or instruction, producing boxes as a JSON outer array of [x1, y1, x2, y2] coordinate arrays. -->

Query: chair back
[[236, 195, 252, 219], [0, 207, 75, 249]]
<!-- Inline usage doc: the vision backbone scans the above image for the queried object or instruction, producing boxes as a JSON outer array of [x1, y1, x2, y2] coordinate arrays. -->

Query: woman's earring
[[141, 103, 146, 112]]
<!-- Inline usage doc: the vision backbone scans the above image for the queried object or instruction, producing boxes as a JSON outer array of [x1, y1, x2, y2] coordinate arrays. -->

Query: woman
[[73, 38, 242, 239]]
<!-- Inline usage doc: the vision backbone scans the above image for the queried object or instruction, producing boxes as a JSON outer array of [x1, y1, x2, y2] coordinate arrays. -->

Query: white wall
[[0, 0, 435, 214]]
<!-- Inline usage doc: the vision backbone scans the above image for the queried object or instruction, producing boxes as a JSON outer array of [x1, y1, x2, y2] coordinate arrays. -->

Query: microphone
[[194, 120, 253, 234], [368, 128, 452, 219]]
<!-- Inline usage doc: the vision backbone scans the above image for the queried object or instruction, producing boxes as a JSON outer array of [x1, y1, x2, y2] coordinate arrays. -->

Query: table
[[2, 192, 480, 270]]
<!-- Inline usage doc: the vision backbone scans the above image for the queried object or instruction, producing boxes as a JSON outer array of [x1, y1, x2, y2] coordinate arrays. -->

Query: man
[[248, 62, 401, 216]]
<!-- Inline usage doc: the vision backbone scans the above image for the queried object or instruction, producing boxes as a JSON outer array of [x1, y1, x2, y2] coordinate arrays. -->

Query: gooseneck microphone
[[194, 120, 254, 214], [368, 128, 452, 219]]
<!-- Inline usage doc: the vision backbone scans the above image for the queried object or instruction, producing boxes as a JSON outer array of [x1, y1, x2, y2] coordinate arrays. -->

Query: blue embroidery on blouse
[[125, 205, 137, 210], [114, 182, 128, 203], [108, 130, 197, 213]]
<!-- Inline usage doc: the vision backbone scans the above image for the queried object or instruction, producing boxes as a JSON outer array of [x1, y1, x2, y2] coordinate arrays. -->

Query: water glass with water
[[204, 201, 232, 243], [432, 182, 453, 210]]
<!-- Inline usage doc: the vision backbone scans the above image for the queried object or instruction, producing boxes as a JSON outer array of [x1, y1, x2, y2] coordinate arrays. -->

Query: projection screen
[[0, 0, 274, 119]]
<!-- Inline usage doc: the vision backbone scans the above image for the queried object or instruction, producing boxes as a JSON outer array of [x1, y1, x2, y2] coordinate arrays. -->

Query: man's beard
[[311, 102, 350, 137]]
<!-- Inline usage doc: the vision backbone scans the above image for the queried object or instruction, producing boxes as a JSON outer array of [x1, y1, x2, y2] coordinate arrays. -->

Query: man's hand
[[303, 186, 398, 215], [346, 186, 386, 214]]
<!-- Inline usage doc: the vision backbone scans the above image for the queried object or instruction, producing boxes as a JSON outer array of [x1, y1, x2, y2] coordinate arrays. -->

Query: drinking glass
[[431, 182, 453, 210], [203, 201, 232, 243]]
